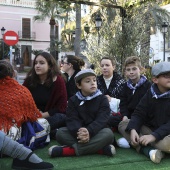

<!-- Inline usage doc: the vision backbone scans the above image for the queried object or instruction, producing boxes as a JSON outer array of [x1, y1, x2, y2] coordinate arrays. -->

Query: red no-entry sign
[[3, 31, 19, 46]]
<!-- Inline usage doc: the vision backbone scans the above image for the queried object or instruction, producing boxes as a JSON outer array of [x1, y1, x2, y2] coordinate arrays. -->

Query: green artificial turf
[[1, 134, 170, 170]]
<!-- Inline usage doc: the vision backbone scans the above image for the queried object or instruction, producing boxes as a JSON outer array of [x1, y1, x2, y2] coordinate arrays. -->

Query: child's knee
[[56, 127, 66, 142], [102, 128, 114, 142], [118, 119, 129, 133]]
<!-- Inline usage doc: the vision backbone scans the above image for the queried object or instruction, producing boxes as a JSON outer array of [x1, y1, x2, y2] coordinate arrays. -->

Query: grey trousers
[[56, 127, 114, 156], [118, 119, 170, 153], [0, 130, 32, 159]]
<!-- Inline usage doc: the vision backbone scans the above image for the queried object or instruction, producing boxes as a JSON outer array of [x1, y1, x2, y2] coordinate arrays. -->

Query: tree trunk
[[75, 4, 81, 56], [140, 13, 150, 67], [50, 19, 56, 60]]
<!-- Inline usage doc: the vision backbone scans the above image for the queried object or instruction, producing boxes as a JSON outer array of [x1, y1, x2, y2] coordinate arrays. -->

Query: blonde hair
[[123, 56, 145, 74]]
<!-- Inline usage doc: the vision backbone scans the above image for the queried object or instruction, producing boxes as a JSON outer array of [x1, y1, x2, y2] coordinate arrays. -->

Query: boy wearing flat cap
[[118, 62, 170, 164], [49, 69, 115, 157]]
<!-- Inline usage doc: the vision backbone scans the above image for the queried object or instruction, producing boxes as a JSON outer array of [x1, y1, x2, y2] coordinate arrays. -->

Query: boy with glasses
[[118, 62, 170, 164]]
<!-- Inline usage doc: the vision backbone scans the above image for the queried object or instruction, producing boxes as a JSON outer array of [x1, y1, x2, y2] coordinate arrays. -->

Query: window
[[22, 18, 31, 38]]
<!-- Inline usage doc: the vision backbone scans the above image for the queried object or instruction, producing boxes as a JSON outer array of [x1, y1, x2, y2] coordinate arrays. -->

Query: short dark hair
[[100, 57, 116, 66], [65, 55, 85, 71], [0, 60, 14, 79]]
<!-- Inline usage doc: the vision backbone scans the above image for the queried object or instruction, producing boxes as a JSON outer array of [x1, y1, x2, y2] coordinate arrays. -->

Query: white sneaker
[[117, 137, 130, 148], [149, 149, 164, 163]]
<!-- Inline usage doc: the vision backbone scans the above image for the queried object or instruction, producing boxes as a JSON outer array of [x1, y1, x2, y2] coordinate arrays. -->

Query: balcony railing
[[18, 31, 36, 40], [0, 0, 36, 8]]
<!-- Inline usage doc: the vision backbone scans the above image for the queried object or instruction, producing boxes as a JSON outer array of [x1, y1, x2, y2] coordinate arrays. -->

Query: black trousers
[[46, 113, 66, 130]]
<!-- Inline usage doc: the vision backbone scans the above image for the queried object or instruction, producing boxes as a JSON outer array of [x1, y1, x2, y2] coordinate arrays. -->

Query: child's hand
[[139, 135, 156, 146], [122, 116, 128, 121], [77, 128, 90, 143], [105, 95, 111, 102], [41, 111, 49, 118], [130, 129, 139, 147]]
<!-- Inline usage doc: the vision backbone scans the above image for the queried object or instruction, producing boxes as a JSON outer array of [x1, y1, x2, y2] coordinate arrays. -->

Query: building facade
[[150, 4, 170, 64], [0, 0, 54, 67]]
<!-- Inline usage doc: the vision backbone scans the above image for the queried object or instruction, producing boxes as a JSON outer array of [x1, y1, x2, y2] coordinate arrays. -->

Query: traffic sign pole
[[9, 46, 13, 65]]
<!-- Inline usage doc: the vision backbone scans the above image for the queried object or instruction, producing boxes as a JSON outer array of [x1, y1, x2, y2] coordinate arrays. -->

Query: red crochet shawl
[[0, 77, 42, 132]]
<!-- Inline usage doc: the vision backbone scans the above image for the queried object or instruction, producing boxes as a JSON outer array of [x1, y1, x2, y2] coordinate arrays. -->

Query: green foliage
[[144, 66, 152, 81], [31, 50, 44, 56], [82, 1, 170, 74], [34, 0, 72, 22], [61, 29, 75, 51], [0, 41, 10, 60], [162, 0, 170, 5]]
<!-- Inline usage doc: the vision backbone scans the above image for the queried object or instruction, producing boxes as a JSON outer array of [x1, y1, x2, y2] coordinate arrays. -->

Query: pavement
[[16, 72, 27, 84]]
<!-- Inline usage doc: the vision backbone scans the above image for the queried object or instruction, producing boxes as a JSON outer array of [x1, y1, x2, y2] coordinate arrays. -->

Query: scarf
[[76, 89, 102, 106], [151, 84, 170, 99], [127, 75, 147, 94], [0, 77, 42, 132]]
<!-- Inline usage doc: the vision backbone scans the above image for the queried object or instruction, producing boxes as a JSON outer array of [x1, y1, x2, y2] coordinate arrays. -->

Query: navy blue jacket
[[66, 95, 110, 138], [120, 80, 151, 118], [126, 86, 170, 141]]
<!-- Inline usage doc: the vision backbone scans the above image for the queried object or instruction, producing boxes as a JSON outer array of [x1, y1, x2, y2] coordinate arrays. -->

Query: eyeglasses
[[61, 61, 69, 65]]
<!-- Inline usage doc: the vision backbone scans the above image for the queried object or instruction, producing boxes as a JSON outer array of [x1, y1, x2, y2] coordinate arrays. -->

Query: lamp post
[[72, 30, 76, 51], [162, 22, 168, 61], [84, 23, 90, 36], [72, 30, 76, 38], [1, 27, 6, 59], [95, 14, 102, 45]]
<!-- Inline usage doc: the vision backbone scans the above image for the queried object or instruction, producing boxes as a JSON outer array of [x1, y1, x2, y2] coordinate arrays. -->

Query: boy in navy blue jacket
[[49, 69, 115, 157], [117, 56, 151, 148], [118, 62, 170, 163]]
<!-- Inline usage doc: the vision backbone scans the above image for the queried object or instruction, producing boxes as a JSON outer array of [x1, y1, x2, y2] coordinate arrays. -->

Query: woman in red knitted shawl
[[0, 60, 42, 133], [23, 52, 67, 138]]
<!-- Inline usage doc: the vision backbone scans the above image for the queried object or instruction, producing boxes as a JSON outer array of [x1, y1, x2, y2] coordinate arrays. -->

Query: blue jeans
[[0, 131, 5, 152]]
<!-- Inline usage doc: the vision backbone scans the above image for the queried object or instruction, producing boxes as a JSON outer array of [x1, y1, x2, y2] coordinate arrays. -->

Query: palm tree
[[34, 0, 71, 60], [74, 4, 81, 56]]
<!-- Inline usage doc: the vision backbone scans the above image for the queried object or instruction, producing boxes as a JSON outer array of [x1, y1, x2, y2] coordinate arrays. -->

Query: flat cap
[[151, 62, 170, 77], [75, 69, 96, 83]]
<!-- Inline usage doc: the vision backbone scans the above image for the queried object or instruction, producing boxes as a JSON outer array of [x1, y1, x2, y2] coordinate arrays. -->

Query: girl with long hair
[[23, 52, 67, 134]]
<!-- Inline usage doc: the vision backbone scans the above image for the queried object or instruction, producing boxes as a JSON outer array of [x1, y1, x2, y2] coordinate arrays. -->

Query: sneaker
[[117, 137, 130, 148], [149, 149, 164, 163], [12, 153, 54, 170], [48, 145, 63, 157], [103, 145, 116, 156]]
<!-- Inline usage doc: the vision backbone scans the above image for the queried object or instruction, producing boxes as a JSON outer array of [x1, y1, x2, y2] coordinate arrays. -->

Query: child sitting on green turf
[[48, 69, 115, 157], [117, 56, 151, 148], [118, 62, 170, 163]]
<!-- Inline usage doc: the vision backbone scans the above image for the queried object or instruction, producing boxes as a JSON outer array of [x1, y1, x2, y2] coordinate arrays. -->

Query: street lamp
[[84, 23, 90, 35], [1, 27, 6, 59], [95, 14, 102, 45], [72, 30, 76, 38], [162, 22, 168, 61], [72, 30, 76, 51]]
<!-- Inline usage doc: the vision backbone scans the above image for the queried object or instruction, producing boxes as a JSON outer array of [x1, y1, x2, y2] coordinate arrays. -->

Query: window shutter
[[22, 18, 31, 38]]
